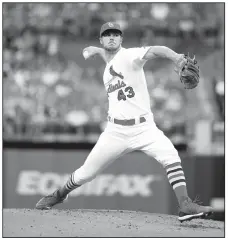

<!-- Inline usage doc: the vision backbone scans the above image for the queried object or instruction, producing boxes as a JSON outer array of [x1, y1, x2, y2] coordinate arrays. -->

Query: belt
[[108, 116, 146, 126]]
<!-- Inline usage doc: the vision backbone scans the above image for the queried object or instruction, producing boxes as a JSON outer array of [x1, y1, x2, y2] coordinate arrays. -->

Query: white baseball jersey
[[103, 47, 152, 119], [72, 45, 181, 187]]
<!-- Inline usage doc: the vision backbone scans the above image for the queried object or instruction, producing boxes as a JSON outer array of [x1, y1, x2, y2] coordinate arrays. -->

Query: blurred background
[[3, 3, 225, 221]]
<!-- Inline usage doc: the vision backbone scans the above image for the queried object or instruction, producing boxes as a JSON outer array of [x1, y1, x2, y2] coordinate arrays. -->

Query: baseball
[[83, 50, 89, 59]]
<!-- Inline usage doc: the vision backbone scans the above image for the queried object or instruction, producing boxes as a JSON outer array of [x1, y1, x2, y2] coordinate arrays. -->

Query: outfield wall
[[3, 149, 172, 214], [3, 145, 224, 218]]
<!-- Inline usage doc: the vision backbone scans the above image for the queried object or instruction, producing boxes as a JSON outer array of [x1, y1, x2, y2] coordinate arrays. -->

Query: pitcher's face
[[100, 30, 123, 52]]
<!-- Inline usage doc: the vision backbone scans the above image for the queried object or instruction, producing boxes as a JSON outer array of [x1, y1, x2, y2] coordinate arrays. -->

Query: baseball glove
[[175, 54, 200, 89]]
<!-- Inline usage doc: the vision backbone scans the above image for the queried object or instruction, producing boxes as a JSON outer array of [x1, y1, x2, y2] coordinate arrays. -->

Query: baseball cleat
[[35, 189, 68, 210], [178, 197, 213, 222]]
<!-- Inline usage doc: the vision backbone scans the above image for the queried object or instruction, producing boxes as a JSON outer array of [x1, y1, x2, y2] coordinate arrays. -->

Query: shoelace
[[44, 190, 60, 200], [45, 190, 67, 201], [178, 196, 204, 214], [192, 195, 203, 205], [183, 198, 205, 213]]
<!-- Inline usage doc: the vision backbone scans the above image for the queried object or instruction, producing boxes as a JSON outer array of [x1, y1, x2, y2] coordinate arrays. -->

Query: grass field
[[3, 209, 224, 237]]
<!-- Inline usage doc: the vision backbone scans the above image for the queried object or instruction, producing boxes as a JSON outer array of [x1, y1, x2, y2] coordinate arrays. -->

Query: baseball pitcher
[[36, 22, 212, 222]]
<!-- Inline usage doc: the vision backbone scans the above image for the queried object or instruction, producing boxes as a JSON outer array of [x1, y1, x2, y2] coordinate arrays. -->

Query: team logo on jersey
[[109, 65, 124, 79], [107, 80, 126, 94]]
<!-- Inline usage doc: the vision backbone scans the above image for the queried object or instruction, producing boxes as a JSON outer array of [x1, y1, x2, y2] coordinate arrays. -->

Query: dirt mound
[[3, 209, 224, 237]]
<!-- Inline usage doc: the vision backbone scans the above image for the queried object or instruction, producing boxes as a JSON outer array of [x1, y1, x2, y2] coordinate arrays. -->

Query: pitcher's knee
[[157, 150, 181, 167], [163, 154, 181, 167], [72, 165, 97, 185]]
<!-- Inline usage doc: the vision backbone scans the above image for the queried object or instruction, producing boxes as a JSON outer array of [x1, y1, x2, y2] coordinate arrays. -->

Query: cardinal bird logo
[[109, 65, 124, 79]]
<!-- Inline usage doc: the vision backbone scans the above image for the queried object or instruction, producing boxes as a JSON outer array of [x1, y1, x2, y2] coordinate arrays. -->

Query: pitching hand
[[82, 46, 105, 60]]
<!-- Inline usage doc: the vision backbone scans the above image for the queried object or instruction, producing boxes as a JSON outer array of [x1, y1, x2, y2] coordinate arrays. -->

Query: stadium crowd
[[3, 3, 224, 144]]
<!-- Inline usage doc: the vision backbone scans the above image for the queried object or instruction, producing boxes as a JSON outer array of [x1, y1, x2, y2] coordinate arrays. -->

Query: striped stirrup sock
[[165, 162, 186, 189], [65, 173, 80, 191]]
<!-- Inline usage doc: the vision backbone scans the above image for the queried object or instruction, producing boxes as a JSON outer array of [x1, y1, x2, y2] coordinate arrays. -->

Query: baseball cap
[[100, 22, 123, 37]]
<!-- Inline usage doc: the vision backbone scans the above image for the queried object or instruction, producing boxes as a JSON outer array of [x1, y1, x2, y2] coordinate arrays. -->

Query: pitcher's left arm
[[142, 46, 199, 89], [142, 46, 184, 65]]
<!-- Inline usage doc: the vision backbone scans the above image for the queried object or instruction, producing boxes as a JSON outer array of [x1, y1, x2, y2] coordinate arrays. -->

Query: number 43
[[117, 86, 135, 101]]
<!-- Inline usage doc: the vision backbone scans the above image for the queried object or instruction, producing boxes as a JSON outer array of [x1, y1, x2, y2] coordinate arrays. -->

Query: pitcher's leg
[[139, 126, 213, 221], [35, 131, 128, 209], [65, 132, 128, 191], [140, 128, 189, 202]]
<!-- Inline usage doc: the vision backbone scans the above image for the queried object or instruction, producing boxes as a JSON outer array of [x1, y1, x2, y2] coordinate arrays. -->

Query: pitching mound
[[3, 209, 224, 237]]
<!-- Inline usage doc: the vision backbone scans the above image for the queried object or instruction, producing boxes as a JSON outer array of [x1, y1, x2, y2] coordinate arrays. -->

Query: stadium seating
[[3, 3, 224, 143]]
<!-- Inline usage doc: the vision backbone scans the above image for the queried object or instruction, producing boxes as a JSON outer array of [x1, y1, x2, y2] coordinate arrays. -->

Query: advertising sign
[[3, 150, 170, 214]]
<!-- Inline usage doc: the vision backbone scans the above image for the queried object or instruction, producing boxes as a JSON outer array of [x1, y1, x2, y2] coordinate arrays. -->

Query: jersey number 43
[[117, 86, 135, 101]]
